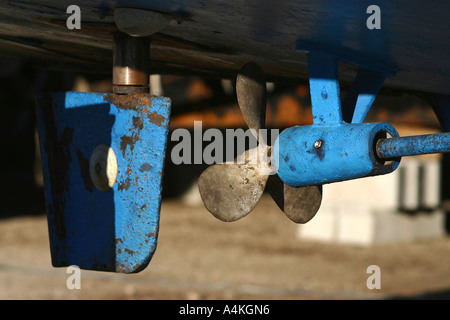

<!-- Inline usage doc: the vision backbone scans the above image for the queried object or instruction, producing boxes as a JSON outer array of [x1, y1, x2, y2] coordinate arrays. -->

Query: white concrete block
[[298, 208, 446, 246], [321, 171, 400, 210], [336, 205, 375, 246], [400, 159, 420, 211], [298, 204, 377, 246], [421, 160, 441, 209], [372, 209, 413, 244], [296, 205, 336, 242], [297, 156, 445, 246], [411, 211, 446, 240]]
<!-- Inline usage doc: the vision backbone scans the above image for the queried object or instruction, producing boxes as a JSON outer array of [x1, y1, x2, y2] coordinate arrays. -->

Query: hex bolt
[[314, 139, 323, 149]]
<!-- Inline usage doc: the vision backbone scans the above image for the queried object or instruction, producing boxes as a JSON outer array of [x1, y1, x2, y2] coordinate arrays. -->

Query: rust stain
[[118, 177, 131, 191], [147, 111, 165, 127], [116, 261, 146, 274], [104, 93, 167, 128], [120, 133, 140, 157], [124, 248, 136, 256], [132, 116, 144, 130], [103, 93, 152, 111]]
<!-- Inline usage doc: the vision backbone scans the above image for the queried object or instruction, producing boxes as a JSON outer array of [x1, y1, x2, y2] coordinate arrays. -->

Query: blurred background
[[0, 55, 449, 299]]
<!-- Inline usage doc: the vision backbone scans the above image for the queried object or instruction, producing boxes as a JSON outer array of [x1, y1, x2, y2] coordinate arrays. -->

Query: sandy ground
[[1, 195, 450, 300]]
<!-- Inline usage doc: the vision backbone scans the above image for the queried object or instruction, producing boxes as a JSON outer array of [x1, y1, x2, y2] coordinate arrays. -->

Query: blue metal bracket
[[432, 94, 450, 132], [342, 68, 388, 124], [307, 53, 389, 125], [307, 52, 343, 125], [275, 51, 450, 188], [36, 92, 171, 273], [274, 52, 400, 187]]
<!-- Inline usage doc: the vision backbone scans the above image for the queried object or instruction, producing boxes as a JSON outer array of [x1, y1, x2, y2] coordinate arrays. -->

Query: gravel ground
[[1, 195, 450, 300]]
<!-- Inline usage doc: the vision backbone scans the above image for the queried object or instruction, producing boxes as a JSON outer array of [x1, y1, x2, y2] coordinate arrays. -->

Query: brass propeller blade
[[266, 174, 322, 223], [236, 63, 323, 223], [198, 62, 269, 222], [199, 62, 323, 223], [236, 62, 267, 140], [198, 149, 269, 222]]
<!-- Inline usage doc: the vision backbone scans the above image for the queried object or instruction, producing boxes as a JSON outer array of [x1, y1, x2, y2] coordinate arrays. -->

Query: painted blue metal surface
[[307, 52, 342, 125], [274, 123, 400, 187], [342, 69, 388, 124], [36, 92, 171, 273], [376, 133, 450, 159]]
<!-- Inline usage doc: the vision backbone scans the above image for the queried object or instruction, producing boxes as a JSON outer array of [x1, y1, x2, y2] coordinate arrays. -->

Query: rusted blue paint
[[36, 91, 171, 273]]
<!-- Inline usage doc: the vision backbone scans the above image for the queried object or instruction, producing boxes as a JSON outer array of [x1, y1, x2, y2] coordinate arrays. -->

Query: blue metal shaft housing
[[274, 122, 400, 187]]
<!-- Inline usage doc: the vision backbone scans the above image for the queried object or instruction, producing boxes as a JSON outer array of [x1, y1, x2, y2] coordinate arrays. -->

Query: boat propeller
[[198, 62, 322, 223]]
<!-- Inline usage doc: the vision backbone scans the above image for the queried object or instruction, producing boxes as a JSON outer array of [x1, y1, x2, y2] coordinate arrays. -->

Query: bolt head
[[314, 139, 323, 149]]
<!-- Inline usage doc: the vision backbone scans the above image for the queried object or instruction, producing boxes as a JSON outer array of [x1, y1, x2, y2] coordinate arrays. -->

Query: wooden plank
[[0, 1, 449, 94]]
